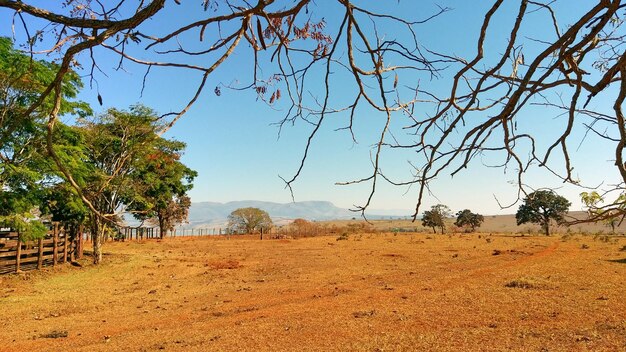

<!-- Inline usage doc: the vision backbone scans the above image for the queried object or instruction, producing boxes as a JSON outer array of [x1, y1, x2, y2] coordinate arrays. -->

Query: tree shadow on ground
[[608, 258, 626, 264]]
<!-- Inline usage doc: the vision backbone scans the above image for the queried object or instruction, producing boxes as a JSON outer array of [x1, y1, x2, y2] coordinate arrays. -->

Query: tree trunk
[[431, 227, 436, 234], [90, 216, 105, 264], [158, 216, 166, 239], [92, 231, 103, 264], [544, 221, 550, 236]]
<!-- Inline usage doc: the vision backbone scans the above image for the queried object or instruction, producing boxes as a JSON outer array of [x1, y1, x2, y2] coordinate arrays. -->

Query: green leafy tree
[[78, 105, 164, 263], [516, 190, 571, 236], [422, 204, 451, 234], [228, 207, 273, 238], [0, 37, 90, 240], [454, 209, 484, 233], [40, 183, 88, 242], [148, 195, 193, 238], [580, 191, 624, 233], [128, 138, 197, 238], [0, 213, 47, 242]]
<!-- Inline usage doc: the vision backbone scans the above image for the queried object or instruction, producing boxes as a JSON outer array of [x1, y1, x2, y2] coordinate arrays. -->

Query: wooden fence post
[[53, 223, 59, 267], [78, 225, 84, 259], [37, 237, 44, 269], [63, 230, 69, 263], [70, 232, 76, 262], [15, 237, 22, 273]]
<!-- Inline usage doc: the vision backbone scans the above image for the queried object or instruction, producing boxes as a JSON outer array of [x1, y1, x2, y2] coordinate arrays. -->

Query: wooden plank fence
[[1, 223, 271, 275], [117, 227, 160, 241], [0, 225, 84, 275]]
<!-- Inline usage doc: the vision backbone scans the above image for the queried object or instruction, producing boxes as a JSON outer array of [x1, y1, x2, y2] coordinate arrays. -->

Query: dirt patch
[[208, 259, 241, 270], [381, 253, 404, 258]]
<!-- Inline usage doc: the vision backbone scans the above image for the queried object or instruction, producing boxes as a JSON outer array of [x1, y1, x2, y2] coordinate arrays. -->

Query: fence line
[[114, 227, 252, 240], [1, 223, 274, 274], [77, 227, 240, 243], [0, 224, 85, 275]]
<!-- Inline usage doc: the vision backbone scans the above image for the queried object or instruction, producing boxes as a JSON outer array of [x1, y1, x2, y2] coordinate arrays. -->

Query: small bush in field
[[337, 233, 349, 241], [505, 278, 544, 289], [592, 233, 610, 243]]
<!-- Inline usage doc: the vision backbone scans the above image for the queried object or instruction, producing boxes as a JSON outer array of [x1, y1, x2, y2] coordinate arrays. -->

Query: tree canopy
[[580, 191, 625, 233], [422, 204, 451, 234], [0, 36, 90, 240], [228, 207, 273, 237], [78, 105, 196, 263], [129, 138, 197, 238], [1, 34, 197, 261], [516, 190, 571, 236], [454, 210, 484, 233]]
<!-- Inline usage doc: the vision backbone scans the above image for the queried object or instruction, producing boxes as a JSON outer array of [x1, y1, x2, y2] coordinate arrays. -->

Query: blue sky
[[1, 1, 619, 216]]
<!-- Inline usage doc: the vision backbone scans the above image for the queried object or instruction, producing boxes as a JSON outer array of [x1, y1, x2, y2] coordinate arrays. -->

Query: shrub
[[336, 233, 349, 241], [505, 278, 545, 289]]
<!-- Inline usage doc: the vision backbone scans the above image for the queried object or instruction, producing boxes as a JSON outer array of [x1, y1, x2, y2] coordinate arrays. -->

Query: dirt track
[[1, 233, 625, 351]]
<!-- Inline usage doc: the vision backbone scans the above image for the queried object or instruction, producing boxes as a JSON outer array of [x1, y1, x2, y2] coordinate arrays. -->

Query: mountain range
[[184, 200, 408, 228]]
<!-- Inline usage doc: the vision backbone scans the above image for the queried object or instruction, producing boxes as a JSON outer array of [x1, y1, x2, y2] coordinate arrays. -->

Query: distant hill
[[321, 211, 626, 235], [186, 200, 356, 228]]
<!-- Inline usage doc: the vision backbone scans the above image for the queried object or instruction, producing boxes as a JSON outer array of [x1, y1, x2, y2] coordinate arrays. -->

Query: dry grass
[[0, 233, 625, 351]]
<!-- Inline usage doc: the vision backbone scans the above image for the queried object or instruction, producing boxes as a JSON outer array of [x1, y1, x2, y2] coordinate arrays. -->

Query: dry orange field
[[1, 233, 625, 351]]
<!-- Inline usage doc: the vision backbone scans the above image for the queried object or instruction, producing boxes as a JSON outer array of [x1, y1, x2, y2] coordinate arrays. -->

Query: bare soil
[[1, 233, 625, 351]]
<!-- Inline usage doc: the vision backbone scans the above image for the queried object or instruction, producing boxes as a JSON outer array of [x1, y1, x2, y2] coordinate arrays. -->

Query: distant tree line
[[0, 38, 196, 264], [421, 190, 573, 236]]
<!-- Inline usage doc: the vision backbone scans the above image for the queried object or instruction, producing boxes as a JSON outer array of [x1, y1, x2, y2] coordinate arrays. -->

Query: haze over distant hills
[[184, 200, 410, 228]]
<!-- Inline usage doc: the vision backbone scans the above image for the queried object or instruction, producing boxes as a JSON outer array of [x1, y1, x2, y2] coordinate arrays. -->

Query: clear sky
[[0, 1, 619, 216]]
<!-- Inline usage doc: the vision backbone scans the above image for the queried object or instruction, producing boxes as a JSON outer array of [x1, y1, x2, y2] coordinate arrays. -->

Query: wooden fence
[[115, 227, 249, 240], [117, 227, 160, 241], [1, 223, 269, 275], [0, 224, 84, 275]]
